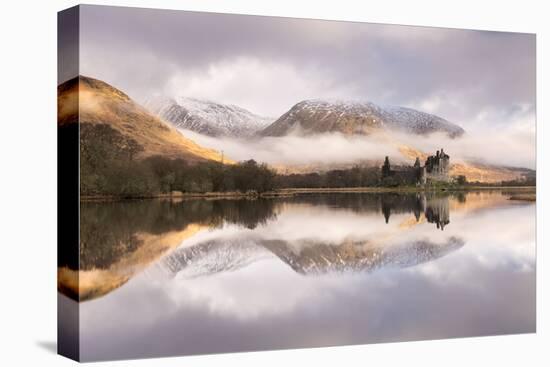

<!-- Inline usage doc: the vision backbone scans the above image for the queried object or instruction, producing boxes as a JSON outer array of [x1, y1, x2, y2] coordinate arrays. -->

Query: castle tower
[[439, 148, 449, 175], [382, 156, 391, 178], [414, 157, 426, 185], [423, 149, 451, 182]]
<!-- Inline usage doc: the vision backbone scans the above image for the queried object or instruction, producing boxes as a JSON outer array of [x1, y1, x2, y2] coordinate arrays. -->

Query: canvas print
[[57, 5, 536, 362]]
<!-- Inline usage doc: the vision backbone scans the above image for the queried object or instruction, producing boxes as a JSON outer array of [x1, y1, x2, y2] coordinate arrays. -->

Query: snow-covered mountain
[[381, 105, 465, 137], [144, 96, 273, 137], [261, 99, 465, 138]]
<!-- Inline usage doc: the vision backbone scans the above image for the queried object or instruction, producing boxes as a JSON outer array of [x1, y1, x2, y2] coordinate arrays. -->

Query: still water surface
[[59, 190, 535, 361]]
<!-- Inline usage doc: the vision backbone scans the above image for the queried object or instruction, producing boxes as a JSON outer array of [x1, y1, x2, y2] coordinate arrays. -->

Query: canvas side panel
[[57, 5, 80, 362]]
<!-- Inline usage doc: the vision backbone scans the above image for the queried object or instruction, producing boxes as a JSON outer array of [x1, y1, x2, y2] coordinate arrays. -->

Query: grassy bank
[[80, 185, 536, 202]]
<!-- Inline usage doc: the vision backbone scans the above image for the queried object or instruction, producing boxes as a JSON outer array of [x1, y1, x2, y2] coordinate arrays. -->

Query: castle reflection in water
[[380, 193, 452, 230]]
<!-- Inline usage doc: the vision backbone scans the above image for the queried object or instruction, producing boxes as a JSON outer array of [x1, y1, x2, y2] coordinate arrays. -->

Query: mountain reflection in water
[[62, 190, 535, 361], [161, 236, 464, 278], [59, 192, 464, 301], [58, 193, 528, 301]]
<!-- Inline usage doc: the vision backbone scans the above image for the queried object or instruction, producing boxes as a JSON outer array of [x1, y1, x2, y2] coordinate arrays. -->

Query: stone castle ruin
[[381, 148, 451, 186], [419, 148, 450, 184]]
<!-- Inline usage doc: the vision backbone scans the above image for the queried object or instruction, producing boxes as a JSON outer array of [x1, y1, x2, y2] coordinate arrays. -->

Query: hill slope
[[144, 96, 273, 137], [58, 76, 225, 162], [261, 99, 465, 138]]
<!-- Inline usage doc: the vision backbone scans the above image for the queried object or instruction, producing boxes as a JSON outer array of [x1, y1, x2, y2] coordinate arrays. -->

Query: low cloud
[[181, 129, 398, 167], [180, 124, 535, 170]]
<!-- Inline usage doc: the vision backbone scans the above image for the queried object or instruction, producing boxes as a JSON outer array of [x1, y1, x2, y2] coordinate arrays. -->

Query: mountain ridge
[[261, 99, 465, 138], [145, 96, 273, 137]]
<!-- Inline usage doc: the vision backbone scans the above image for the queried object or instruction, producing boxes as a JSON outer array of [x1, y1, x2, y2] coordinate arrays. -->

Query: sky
[[70, 5, 536, 168], [77, 6, 535, 125]]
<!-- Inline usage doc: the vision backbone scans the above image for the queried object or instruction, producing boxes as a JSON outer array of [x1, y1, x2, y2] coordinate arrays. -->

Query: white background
[[0, 0, 547, 365]]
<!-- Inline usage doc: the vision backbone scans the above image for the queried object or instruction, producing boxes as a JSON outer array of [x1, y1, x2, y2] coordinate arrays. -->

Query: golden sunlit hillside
[[58, 75, 228, 163]]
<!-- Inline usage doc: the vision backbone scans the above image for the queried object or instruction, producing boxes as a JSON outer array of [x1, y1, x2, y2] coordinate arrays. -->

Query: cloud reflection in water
[[74, 192, 535, 361]]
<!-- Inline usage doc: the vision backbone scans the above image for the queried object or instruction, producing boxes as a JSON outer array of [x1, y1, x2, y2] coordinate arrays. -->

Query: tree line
[[81, 156, 276, 198], [80, 154, 471, 198], [80, 155, 429, 198], [275, 166, 381, 189]]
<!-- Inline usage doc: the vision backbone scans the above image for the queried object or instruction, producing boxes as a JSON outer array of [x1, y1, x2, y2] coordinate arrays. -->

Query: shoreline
[[80, 186, 536, 202]]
